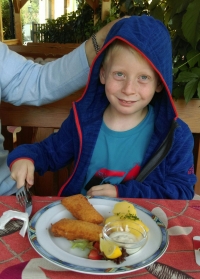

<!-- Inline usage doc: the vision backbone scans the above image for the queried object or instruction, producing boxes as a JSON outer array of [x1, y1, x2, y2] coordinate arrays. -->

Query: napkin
[[0, 210, 29, 237], [193, 236, 200, 266]]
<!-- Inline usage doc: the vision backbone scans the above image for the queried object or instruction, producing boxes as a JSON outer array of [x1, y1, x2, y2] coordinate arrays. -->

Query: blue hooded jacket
[[8, 15, 196, 199]]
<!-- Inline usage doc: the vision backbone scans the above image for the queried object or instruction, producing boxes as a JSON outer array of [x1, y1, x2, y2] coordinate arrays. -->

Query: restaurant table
[[0, 195, 200, 279]]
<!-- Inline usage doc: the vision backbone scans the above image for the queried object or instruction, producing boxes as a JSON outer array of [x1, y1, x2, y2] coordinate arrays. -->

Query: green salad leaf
[[71, 239, 94, 250]]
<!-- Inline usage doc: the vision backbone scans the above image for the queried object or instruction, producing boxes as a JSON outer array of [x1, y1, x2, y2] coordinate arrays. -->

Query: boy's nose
[[122, 79, 137, 95]]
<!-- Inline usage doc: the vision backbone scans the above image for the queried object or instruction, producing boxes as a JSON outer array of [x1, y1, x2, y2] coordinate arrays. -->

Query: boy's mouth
[[119, 99, 136, 104]]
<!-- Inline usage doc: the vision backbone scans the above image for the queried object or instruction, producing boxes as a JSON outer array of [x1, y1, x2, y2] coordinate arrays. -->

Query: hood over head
[[76, 15, 177, 123]]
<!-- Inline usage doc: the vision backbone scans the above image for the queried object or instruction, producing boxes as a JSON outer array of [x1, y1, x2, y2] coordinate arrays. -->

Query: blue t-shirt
[[82, 105, 155, 194]]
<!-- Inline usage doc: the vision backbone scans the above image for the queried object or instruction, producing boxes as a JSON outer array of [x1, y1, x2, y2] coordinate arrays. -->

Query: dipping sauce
[[110, 231, 140, 246], [109, 231, 147, 254]]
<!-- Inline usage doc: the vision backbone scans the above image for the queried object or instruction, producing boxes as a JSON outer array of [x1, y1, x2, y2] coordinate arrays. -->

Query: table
[[0, 196, 200, 279]]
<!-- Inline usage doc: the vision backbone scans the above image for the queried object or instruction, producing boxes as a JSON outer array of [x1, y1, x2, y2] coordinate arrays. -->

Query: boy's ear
[[99, 67, 106, 84], [155, 81, 163, 93]]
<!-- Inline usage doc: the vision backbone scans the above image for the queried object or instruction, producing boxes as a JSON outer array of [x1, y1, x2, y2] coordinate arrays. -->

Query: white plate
[[28, 197, 169, 275]]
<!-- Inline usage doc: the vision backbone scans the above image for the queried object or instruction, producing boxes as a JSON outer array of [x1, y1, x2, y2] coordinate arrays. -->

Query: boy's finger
[[26, 171, 34, 186], [16, 177, 26, 189], [26, 162, 35, 186]]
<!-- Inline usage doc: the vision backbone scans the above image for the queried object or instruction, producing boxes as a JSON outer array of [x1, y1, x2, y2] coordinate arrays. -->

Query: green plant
[[148, 0, 200, 102], [35, 1, 94, 43], [1, 0, 15, 39], [21, 0, 39, 25]]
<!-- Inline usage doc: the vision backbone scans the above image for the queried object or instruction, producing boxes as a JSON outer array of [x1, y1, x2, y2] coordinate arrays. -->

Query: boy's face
[[100, 46, 163, 119]]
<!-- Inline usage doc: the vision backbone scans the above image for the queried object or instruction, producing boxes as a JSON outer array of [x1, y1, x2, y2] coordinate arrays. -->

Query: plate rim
[[28, 196, 169, 275]]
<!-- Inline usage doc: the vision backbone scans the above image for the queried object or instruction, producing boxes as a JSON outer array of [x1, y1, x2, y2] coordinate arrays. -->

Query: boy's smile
[[100, 44, 162, 130], [118, 99, 137, 105]]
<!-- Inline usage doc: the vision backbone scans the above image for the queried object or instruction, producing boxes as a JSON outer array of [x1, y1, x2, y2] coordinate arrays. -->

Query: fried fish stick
[[61, 194, 104, 224], [51, 218, 103, 242]]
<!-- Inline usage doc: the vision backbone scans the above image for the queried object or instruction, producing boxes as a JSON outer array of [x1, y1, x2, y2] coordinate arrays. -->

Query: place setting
[[1, 193, 200, 279]]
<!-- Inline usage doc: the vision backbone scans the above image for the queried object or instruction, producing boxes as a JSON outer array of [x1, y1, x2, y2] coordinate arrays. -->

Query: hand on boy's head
[[87, 184, 117, 198], [86, 16, 130, 66], [10, 159, 34, 189]]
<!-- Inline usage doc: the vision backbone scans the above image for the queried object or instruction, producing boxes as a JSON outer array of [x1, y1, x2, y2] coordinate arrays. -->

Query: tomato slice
[[93, 241, 100, 252], [88, 249, 103, 260]]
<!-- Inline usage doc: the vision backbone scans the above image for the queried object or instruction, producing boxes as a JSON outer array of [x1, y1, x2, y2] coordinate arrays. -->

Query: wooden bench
[[8, 43, 80, 60], [2, 44, 200, 196]]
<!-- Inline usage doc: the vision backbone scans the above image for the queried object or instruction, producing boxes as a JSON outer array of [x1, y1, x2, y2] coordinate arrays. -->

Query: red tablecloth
[[0, 196, 200, 279]]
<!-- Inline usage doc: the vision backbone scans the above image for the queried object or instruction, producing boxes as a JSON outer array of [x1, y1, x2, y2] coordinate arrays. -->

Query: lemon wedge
[[100, 238, 122, 259]]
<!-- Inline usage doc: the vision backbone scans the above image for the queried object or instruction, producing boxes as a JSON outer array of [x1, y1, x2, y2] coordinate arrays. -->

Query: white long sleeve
[[0, 41, 89, 105]]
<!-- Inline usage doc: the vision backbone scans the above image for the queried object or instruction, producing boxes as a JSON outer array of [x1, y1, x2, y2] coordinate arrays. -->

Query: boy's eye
[[114, 72, 125, 79], [141, 75, 148, 80], [139, 75, 150, 82]]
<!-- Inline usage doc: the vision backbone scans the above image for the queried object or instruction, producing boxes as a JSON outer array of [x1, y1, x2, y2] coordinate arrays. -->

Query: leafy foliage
[[35, 1, 94, 43], [21, 0, 39, 25], [1, 0, 39, 40], [1, 0, 15, 39], [148, 0, 200, 102]]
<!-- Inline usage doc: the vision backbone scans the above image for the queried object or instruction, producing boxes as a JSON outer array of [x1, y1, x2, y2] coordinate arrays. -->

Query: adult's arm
[[0, 41, 89, 106], [0, 18, 122, 106]]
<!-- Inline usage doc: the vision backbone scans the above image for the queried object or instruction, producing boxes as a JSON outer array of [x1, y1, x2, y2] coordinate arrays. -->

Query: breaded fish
[[61, 194, 104, 224], [51, 218, 103, 242]]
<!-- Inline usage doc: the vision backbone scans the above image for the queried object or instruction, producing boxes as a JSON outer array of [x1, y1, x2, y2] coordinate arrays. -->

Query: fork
[[16, 185, 32, 207]]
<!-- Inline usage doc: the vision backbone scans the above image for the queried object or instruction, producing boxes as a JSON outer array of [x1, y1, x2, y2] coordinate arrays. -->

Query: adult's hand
[[85, 17, 128, 66], [10, 159, 35, 189]]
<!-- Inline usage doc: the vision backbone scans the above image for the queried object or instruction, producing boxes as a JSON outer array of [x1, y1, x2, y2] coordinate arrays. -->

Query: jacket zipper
[[136, 120, 179, 182]]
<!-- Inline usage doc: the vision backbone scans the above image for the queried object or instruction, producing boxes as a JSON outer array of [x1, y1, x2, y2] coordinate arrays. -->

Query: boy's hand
[[10, 159, 35, 189], [87, 184, 117, 197]]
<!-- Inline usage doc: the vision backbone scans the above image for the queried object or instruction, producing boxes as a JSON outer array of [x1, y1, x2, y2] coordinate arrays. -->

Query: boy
[[8, 15, 196, 199]]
